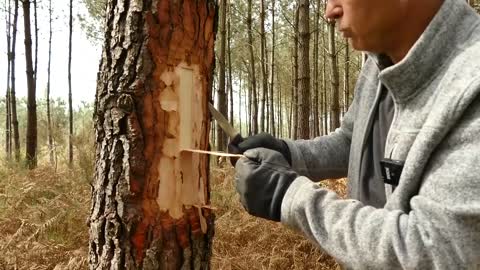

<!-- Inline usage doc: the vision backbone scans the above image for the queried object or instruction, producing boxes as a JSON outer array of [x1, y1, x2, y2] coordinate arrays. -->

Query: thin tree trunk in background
[[260, 0, 267, 133], [328, 21, 340, 131], [239, 72, 242, 135], [297, 0, 310, 139], [33, 0, 38, 85], [289, 51, 294, 139], [322, 29, 327, 135], [5, 0, 12, 159], [247, 0, 258, 134], [47, 0, 54, 165], [11, 0, 20, 161], [269, 0, 276, 137], [217, 0, 227, 151], [293, 6, 299, 140], [227, 1, 234, 128], [23, 0, 37, 169], [90, 0, 216, 267], [277, 69, 282, 138], [313, 0, 320, 137], [68, 0, 74, 166], [343, 40, 350, 115]]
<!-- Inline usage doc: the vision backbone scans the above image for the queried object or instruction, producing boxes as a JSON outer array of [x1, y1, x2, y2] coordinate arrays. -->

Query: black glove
[[228, 133, 292, 165], [234, 148, 299, 222]]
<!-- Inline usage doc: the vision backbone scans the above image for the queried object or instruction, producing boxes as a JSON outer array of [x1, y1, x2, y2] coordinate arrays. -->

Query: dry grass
[[0, 161, 346, 269], [0, 165, 90, 270]]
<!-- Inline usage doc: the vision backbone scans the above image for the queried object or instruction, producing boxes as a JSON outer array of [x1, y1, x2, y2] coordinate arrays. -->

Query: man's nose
[[325, 0, 343, 21]]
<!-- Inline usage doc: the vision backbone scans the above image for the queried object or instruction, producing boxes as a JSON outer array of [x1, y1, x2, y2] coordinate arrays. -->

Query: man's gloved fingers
[[228, 143, 242, 155], [237, 133, 273, 151], [244, 148, 289, 166]]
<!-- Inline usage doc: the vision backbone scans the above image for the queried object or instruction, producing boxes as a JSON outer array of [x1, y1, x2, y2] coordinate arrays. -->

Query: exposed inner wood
[[157, 64, 207, 225]]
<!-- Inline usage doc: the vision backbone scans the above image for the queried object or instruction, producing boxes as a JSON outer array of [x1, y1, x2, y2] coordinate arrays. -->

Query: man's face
[[326, 0, 407, 52]]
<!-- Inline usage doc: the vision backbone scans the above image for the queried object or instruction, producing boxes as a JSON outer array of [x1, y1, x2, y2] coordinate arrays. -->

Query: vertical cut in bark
[[89, 0, 217, 268]]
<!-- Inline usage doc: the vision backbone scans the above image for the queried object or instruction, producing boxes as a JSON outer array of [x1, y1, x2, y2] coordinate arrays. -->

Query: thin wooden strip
[[181, 148, 244, 158]]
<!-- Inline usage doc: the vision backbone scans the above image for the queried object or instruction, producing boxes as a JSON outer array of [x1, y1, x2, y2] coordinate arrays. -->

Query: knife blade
[[208, 103, 239, 139], [208, 102, 244, 164]]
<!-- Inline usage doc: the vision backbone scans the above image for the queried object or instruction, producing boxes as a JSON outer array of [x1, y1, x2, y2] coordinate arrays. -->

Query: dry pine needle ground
[[0, 162, 346, 269]]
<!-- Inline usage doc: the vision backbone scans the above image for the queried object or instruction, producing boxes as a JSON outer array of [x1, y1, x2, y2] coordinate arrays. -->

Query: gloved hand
[[235, 148, 299, 221], [228, 133, 292, 165]]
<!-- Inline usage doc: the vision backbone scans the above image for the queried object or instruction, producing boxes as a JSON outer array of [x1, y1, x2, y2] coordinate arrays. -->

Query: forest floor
[[0, 162, 346, 270]]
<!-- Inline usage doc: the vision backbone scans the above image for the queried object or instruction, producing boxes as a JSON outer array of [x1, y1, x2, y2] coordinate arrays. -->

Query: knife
[[208, 102, 244, 165]]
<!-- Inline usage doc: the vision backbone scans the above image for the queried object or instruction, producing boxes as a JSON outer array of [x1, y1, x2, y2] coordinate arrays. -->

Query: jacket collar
[[368, 0, 474, 102]]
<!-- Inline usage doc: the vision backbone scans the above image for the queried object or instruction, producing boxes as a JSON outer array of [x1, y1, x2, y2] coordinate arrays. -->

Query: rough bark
[[68, 0, 74, 166], [11, 0, 20, 161], [89, 0, 216, 268], [297, 0, 310, 139], [328, 21, 340, 131], [23, 0, 37, 169], [247, 0, 258, 135], [47, 0, 54, 165], [269, 0, 276, 137]]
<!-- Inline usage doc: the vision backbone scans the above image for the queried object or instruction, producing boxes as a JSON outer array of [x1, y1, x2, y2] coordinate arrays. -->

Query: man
[[231, 0, 480, 268]]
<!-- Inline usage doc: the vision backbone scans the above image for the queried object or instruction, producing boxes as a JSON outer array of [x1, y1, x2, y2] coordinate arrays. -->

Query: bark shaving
[[89, 0, 217, 269]]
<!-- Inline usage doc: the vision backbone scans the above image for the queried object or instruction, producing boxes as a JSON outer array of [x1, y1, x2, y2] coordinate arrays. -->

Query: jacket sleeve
[[284, 85, 357, 181], [280, 102, 480, 269]]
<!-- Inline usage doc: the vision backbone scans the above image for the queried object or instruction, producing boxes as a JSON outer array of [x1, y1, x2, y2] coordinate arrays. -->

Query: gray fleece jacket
[[281, 0, 480, 269]]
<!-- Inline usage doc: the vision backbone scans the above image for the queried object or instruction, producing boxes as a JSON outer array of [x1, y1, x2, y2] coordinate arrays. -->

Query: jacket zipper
[[356, 83, 383, 199], [384, 86, 398, 198]]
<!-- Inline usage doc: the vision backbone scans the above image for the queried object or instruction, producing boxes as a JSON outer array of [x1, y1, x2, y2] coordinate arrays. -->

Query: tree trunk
[[89, 1, 216, 268], [68, 0, 74, 166], [328, 21, 340, 131], [343, 40, 350, 115], [238, 71, 242, 135], [269, 0, 276, 137], [313, 0, 320, 137], [217, 0, 227, 151], [5, 0, 12, 159], [227, 1, 234, 128], [247, 0, 258, 135], [23, 0, 37, 169], [11, 0, 20, 161], [33, 0, 38, 85], [292, 7, 299, 140], [259, 0, 267, 133], [297, 0, 310, 139], [47, 0, 54, 165]]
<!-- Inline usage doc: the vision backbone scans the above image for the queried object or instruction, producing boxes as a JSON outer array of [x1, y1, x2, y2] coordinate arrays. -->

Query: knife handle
[[228, 133, 244, 166]]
